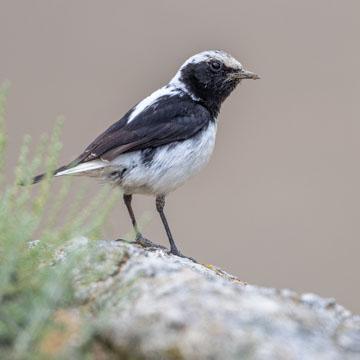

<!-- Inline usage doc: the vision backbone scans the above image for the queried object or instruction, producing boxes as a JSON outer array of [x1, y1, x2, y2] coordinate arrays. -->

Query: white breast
[[110, 121, 217, 195]]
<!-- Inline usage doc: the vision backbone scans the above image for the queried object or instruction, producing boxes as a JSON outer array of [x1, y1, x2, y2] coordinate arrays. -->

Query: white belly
[[110, 121, 217, 195]]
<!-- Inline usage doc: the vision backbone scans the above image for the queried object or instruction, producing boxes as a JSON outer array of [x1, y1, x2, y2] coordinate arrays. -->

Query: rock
[[67, 239, 360, 360]]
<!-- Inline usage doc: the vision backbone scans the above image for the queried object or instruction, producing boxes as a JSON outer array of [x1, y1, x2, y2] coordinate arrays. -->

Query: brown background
[[1, 0, 359, 312]]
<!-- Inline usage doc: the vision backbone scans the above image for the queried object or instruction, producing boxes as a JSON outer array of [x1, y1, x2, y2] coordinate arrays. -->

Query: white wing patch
[[127, 86, 179, 124]]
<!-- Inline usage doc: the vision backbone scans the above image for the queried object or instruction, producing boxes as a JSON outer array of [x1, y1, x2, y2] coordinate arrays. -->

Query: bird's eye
[[210, 61, 221, 71]]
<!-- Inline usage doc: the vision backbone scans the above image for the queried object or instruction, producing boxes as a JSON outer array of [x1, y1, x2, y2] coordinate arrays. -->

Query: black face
[[180, 59, 241, 114]]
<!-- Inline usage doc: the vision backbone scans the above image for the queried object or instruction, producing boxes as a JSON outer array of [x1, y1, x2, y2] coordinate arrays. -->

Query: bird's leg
[[123, 194, 158, 248], [155, 195, 196, 262]]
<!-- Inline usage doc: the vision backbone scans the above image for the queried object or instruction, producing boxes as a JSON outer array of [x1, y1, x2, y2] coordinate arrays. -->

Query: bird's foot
[[134, 234, 167, 251], [116, 236, 195, 261], [134, 234, 154, 248], [169, 248, 198, 263], [116, 235, 162, 249]]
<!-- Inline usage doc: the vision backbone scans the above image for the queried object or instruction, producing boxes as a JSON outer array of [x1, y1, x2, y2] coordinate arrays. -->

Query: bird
[[33, 50, 260, 259]]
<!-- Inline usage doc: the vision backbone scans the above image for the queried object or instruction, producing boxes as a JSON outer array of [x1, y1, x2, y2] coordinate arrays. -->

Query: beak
[[232, 69, 260, 80]]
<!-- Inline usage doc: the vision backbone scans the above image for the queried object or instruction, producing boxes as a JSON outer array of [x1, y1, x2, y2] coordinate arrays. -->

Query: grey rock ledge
[[66, 239, 360, 360]]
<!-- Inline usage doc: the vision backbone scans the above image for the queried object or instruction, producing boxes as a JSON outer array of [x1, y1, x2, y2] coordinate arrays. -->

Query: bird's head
[[170, 50, 259, 114]]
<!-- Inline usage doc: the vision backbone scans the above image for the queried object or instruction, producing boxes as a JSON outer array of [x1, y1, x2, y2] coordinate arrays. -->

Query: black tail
[[31, 165, 69, 184], [30, 153, 86, 185], [32, 173, 46, 184]]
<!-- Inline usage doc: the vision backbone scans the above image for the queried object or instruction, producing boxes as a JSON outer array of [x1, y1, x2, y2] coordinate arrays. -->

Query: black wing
[[73, 94, 211, 164], [32, 94, 211, 184]]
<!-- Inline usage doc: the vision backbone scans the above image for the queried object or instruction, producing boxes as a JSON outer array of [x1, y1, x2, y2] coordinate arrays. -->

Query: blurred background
[[1, 0, 359, 312]]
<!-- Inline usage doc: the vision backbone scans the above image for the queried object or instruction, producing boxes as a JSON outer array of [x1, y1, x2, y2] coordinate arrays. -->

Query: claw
[[169, 249, 198, 263], [134, 235, 167, 251], [134, 234, 154, 248]]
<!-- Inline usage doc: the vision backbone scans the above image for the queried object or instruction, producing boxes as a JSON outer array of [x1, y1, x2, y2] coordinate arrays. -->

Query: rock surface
[[67, 239, 360, 360]]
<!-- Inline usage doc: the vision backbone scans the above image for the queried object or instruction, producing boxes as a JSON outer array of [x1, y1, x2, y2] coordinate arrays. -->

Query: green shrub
[[0, 82, 121, 359]]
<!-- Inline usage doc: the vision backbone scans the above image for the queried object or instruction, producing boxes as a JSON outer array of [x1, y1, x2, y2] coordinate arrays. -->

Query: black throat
[[179, 62, 238, 119], [192, 98, 221, 119]]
